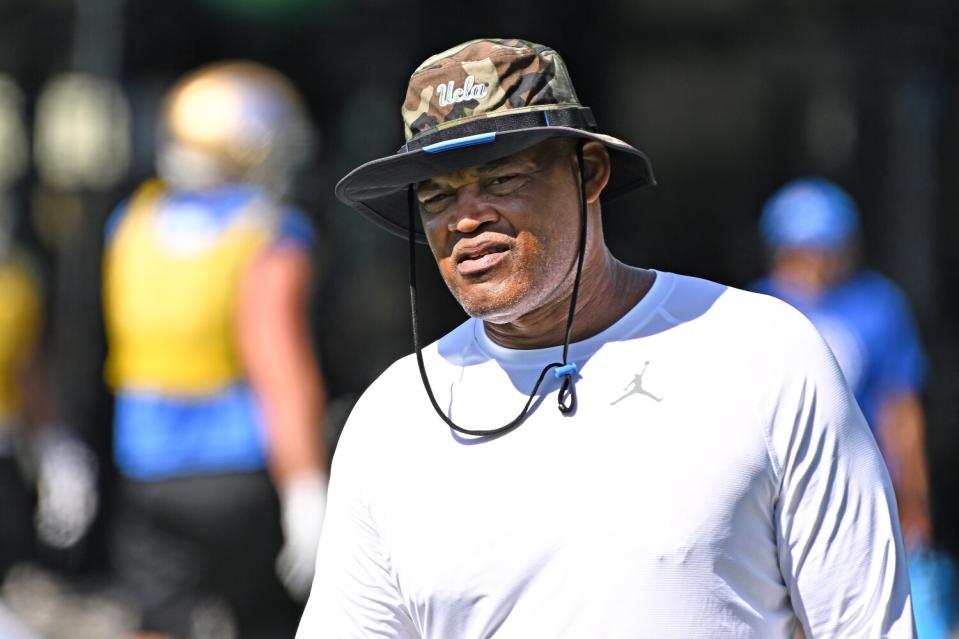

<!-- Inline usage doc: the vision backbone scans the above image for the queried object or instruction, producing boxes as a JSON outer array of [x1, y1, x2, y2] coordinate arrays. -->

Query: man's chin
[[454, 291, 527, 324], [444, 272, 535, 322]]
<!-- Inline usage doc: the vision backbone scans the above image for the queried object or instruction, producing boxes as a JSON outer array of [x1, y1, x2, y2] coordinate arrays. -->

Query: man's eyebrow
[[477, 155, 536, 173], [417, 179, 445, 193]]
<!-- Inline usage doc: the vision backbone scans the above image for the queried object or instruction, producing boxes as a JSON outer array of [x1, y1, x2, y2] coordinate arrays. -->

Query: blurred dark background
[[0, 0, 957, 603]]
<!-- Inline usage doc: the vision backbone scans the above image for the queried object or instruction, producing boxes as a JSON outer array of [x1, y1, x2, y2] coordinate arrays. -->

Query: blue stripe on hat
[[423, 132, 497, 154]]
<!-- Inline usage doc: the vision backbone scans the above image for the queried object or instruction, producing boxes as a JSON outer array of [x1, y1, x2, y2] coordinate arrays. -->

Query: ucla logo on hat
[[436, 75, 487, 107]]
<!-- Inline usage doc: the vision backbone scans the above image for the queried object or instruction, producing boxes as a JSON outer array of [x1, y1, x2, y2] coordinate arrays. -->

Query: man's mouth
[[454, 241, 510, 276]]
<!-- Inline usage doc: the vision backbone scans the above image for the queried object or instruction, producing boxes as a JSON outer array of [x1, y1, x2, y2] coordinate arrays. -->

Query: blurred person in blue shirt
[[754, 177, 955, 637], [102, 61, 329, 639]]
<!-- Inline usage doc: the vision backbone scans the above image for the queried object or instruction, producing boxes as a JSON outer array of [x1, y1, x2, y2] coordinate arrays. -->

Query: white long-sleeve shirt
[[299, 271, 914, 638]]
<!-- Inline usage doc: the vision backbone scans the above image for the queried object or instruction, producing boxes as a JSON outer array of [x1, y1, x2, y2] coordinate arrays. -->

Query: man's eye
[[424, 193, 449, 203], [420, 192, 453, 212], [486, 174, 526, 194]]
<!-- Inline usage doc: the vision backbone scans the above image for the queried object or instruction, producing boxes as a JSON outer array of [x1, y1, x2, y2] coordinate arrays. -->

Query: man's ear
[[581, 141, 611, 204]]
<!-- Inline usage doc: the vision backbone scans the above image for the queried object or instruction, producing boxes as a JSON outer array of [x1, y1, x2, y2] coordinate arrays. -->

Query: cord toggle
[[553, 363, 578, 379]]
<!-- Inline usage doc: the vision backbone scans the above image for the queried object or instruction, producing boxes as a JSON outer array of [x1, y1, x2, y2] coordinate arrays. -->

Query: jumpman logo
[[610, 361, 662, 405]]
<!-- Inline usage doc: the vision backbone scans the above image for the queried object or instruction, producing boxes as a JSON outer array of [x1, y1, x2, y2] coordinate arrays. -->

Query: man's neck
[[483, 253, 655, 350]]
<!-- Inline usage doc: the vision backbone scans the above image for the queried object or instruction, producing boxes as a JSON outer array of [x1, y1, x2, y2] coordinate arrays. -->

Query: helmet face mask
[[157, 61, 314, 196]]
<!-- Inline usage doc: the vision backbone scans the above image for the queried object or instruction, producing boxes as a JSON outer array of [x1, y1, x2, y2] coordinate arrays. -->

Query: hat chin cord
[[407, 142, 588, 438]]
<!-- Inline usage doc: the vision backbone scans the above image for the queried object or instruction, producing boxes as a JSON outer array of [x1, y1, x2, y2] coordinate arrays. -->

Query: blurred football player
[[0, 239, 42, 581], [102, 61, 328, 639], [755, 177, 955, 637]]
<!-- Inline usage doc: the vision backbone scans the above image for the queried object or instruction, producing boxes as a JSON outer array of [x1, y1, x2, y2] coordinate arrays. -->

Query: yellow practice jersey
[[0, 256, 41, 424], [103, 182, 278, 396]]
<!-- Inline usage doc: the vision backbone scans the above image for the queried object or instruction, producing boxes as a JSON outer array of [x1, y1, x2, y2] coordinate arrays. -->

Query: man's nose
[[449, 185, 498, 234]]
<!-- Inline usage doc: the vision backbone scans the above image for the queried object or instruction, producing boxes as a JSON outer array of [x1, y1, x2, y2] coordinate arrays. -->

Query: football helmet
[[157, 61, 314, 196]]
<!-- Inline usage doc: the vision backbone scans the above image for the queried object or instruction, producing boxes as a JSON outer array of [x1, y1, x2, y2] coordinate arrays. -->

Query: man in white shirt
[[298, 38, 914, 638]]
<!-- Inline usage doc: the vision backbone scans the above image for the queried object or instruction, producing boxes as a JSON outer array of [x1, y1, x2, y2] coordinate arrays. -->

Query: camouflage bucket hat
[[335, 38, 656, 243]]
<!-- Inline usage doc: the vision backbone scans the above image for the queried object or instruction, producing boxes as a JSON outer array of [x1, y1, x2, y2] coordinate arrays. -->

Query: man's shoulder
[[654, 273, 835, 388], [330, 323, 481, 479], [331, 354, 424, 471], [664, 272, 817, 339], [342, 319, 477, 423], [354, 351, 423, 408]]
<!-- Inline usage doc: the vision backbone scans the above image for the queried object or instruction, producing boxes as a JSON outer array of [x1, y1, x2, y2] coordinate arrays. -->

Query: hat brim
[[334, 126, 655, 244]]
